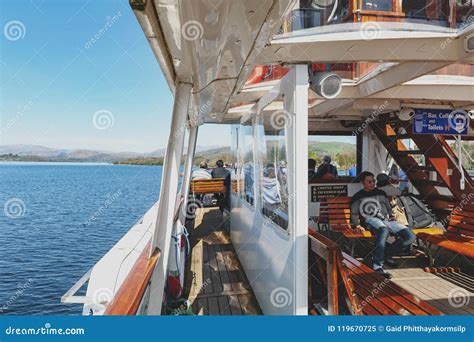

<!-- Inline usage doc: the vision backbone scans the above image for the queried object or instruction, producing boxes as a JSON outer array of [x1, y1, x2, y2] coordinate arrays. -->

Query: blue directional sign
[[413, 109, 469, 135]]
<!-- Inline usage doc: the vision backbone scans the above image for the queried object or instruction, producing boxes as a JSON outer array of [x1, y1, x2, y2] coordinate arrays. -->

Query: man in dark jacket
[[211, 160, 230, 179], [211, 160, 230, 212], [350, 171, 415, 278]]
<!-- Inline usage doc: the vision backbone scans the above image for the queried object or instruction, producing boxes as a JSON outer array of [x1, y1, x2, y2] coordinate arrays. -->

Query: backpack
[[398, 194, 435, 229]]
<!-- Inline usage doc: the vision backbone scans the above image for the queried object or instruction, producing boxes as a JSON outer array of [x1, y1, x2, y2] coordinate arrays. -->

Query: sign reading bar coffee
[[413, 109, 469, 135], [311, 185, 348, 202]]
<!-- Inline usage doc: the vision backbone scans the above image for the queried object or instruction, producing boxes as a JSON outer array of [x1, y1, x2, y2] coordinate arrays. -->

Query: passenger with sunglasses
[[350, 171, 415, 278]]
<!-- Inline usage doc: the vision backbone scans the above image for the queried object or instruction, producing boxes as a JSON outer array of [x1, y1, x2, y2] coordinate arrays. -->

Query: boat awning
[[130, 0, 296, 124]]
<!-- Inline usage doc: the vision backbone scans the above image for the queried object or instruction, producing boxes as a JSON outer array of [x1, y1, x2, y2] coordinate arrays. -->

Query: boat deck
[[184, 208, 261, 315], [388, 256, 474, 315], [329, 237, 474, 315]]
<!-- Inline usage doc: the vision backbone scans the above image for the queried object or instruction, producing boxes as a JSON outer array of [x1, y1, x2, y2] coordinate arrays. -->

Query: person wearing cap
[[376, 173, 401, 197], [315, 155, 338, 180], [192, 161, 212, 180]]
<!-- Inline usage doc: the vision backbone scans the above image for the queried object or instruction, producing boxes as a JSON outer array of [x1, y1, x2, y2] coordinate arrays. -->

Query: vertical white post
[[179, 125, 199, 222], [286, 65, 308, 315], [147, 82, 192, 315]]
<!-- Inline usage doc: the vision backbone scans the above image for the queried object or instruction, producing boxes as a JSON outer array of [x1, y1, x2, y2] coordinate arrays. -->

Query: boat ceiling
[[131, 0, 296, 124], [132, 1, 474, 126]]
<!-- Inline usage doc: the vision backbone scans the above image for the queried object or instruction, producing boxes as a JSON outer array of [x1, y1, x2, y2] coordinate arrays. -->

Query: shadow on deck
[[183, 208, 261, 315]]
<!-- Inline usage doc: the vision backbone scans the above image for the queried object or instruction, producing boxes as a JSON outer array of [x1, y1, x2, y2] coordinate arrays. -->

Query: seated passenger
[[376, 173, 408, 227], [192, 162, 212, 180], [211, 159, 230, 179], [315, 155, 338, 180], [211, 160, 230, 212], [376, 173, 401, 197], [261, 163, 281, 212], [350, 171, 416, 278], [308, 158, 317, 180]]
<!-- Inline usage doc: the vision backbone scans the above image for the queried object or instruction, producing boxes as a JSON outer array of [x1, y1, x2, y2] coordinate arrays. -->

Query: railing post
[[179, 124, 199, 223], [147, 82, 192, 315]]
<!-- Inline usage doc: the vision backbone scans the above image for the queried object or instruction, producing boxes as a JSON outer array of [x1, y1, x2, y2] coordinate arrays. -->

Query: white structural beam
[[179, 125, 199, 223], [147, 82, 192, 315], [284, 65, 309, 315], [258, 22, 474, 65]]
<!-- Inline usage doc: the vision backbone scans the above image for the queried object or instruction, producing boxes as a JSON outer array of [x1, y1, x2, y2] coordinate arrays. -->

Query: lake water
[[0, 163, 162, 315]]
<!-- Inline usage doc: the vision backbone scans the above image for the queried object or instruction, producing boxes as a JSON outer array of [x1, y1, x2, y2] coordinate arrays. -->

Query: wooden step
[[412, 165, 435, 172], [412, 179, 447, 187], [393, 150, 424, 156], [421, 194, 455, 203]]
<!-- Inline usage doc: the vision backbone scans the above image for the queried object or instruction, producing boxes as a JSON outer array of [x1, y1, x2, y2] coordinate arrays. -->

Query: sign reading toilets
[[413, 109, 469, 135]]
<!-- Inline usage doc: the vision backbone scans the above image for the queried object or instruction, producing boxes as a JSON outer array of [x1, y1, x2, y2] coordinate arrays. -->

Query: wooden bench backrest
[[327, 197, 352, 230], [448, 207, 474, 238], [190, 178, 225, 194], [308, 230, 361, 315]]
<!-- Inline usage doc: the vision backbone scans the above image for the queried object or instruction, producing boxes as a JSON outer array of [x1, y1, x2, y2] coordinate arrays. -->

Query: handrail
[[104, 241, 161, 315]]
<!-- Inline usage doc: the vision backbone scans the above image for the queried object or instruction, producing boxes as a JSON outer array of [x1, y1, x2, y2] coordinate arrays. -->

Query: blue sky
[[0, 0, 230, 153]]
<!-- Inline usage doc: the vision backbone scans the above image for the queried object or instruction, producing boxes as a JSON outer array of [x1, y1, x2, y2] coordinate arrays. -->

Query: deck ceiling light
[[398, 107, 415, 121], [309, 71, 342, 99]]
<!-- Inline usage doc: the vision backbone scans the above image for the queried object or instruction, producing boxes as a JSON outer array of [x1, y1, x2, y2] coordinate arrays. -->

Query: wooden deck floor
[[388, 256, 474, 315], [184, 208, 261, 315]]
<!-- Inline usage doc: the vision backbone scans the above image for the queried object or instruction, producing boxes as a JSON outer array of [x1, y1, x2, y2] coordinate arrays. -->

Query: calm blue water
[[0, 163, 162, 315]]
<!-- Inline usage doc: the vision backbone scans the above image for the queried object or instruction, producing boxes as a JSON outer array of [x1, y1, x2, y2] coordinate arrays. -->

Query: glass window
[[240, 120, 255, 205], [362, 0, 393, 11], [257, 122, 289, 230]]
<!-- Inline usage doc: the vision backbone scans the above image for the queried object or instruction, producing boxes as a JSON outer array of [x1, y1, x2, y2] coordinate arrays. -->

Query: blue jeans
[[365, 217, 416, 270]]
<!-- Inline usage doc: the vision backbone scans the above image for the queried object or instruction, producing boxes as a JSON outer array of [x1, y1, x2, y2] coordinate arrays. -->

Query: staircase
[[371, 118, 473, 220]]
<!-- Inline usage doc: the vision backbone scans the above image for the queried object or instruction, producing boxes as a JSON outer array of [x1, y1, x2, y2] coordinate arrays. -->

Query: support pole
[[286, 64, 309, 315], [179, 125, 199, 223], [147, 82, 192, 315]]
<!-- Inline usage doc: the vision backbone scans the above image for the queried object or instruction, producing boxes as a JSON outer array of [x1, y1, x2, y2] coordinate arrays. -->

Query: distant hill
[[114, 142, 356, 167], [0, 144, 228, 164]]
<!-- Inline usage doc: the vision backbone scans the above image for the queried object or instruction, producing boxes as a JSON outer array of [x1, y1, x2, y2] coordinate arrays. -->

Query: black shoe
[[375, 268, 393, 279], [384, 257, 399, 268]]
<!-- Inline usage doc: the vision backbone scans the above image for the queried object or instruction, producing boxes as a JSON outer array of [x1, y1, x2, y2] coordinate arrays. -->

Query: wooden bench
[[417, 206, 474, 265], [327, 196, 444, 256], [309, 231, 442, 316], [190, 178, 225, 195]]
